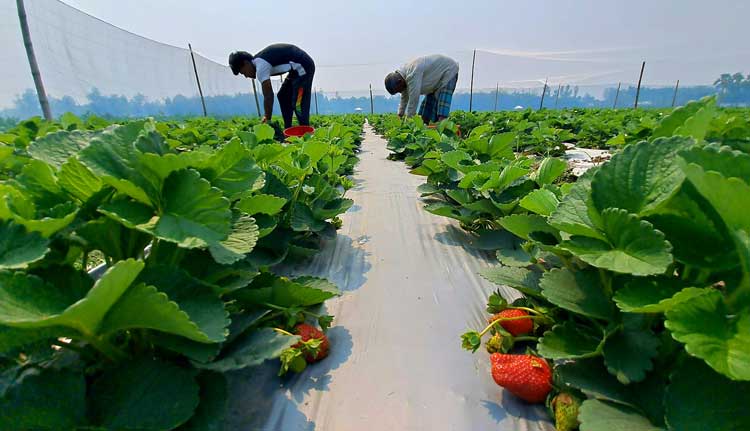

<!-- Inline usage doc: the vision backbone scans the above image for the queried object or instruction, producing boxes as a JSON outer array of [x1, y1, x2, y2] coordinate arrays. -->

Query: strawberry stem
[[511, 306, 544, 316], [273, 328, 295, 337], [478, 315, 542, 337]]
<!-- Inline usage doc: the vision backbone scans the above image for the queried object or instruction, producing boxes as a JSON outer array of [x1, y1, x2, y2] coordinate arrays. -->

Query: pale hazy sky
[[59, 0, 750, 87], [2, 0, 749, 105]]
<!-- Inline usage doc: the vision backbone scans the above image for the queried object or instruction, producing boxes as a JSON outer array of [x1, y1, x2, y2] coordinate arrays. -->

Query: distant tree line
[[1, 73, 747, 120]]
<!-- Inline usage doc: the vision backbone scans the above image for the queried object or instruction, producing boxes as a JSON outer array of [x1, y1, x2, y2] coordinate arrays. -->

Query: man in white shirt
[[384, 55, 459, 123], [229, 44, 315, 128]]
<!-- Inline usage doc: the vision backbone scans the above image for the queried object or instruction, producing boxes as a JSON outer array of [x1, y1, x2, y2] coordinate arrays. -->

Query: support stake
[[539, 78, 548, 110], [494, 83, 499, 111], [671, 79, 680, 107], [369, 84, 374, 114], [613, 82, 621, 109], [188, 43, 207, 117], [634, 61, 645, 109], [16, 0, 52, 120], [554, 83, 562, 109], [251, 80, 261, 117], [314, 88, 320, 115], [469, 49, 476, 111], [314, 88, 319, 115]]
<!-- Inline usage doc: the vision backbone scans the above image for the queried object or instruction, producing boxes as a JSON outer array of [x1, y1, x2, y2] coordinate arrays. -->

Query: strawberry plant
[[465, 97, 750, 430], [0, 115, 362, 429], [376, 114, 571, 250]]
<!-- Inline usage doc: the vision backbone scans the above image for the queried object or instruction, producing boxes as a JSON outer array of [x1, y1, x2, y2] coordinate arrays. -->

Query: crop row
[[0, 114, 363, 429], [378, 98, 750, 431]]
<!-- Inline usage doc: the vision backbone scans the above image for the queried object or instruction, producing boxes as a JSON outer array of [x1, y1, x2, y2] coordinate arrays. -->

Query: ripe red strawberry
[[293, 323, 330, 362], [488, 309, 533, 336], [490, 353, 552, 403]]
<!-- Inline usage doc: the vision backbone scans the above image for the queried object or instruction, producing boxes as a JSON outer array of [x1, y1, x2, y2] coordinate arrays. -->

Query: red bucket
[[283, 125, 315, 138]]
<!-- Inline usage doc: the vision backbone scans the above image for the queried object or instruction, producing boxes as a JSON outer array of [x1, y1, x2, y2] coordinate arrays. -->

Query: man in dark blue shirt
[[229, 44, 315, 128]]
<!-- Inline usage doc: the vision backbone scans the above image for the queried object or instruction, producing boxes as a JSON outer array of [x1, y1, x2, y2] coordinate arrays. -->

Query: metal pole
[[16, 0, 52, 120], [469, 49, 476, 111], [539, 78, 548, 110], [671, 79, 680, 107], [369, 84, 374, 114], [634, 61, 645, 109], [188, 43, 207, 117], [613, 82, 621, 109], [494, 83, 499, 111], [554, 83, 562, 109], [251, 80, 261, 117], [314, 88, 319, 115]]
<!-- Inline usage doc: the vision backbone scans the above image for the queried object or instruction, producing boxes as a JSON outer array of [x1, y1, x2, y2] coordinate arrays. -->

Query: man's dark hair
[[228, 51, 254, 75]]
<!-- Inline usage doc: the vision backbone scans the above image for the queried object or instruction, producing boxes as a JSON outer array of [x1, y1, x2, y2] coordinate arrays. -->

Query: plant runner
[[384, 54, 459, 124], [229, 43, 315, 128]]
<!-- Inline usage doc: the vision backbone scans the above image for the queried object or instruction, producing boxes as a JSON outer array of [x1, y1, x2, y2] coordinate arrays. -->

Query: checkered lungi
[[418, 73, 458, 123]]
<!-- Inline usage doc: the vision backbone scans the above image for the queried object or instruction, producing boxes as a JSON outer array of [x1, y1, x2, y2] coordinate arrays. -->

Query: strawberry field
[[1, 98, 750, 430], [375, 97, 750, 430]]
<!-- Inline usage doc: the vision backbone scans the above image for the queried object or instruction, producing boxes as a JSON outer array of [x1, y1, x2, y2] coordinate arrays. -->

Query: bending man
[[384, 54, 459, 123], [229, 44, 315, 128]]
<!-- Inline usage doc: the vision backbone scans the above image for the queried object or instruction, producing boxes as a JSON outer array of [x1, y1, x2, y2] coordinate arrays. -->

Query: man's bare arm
[[261, 80, 274, 121]]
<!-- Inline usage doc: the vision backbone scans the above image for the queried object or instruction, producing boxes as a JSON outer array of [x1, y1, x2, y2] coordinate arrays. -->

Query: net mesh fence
[[1, 0, 253, 118], [1, 0, 746, 119]]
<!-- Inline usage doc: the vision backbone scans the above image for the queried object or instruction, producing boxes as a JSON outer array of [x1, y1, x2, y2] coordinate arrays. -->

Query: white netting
[[1, 0, 252, 118], [1, 0, 747, 119]]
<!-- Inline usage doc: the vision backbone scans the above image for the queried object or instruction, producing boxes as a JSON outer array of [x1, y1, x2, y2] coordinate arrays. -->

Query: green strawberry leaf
[[151, 333, 222, 363], [424, 202, 475, 224], [603, 322, 660, 384], [197, 139, 264, 199], [197, 328, 298, 372], [14, 159, 67, 209], [671, 96, 717, 141], [480, 266, 543, 297], [613, 279, 704, 313], [538, 321, 603, 359], [548, 168, 605, 240], [0, 259, 143, 335], [540, 268, 616, 320], [154, 169, 232, 248], [27, 128, 96, 168], [77, 122, 158, 205], [0, 369, 86, 430], [651, 96, 712, 139], [519, 188, 560, 216], [579, 399, 663, 431], [591, 137, 692, 216], [208, 214, 259, 265], [560, 208, 673, 276], [76, 217, 151, 261], [495, 241, 534, 267], [56, 157, 103, 202], [665, 288, 750, 380], [181, 372, 228, 431], [665, 358, 750, 431], [534, 157, 567, 186], [237, 194, 288, 216], [679, 143, 750, 184], [441, 150, 473, 173], [0, 221, 49, 269], [290, 202, 327, 232], [90, 357, 200, 430], [556, 358, 633, 406], [234, 275, 338, 308], [498, 214, 560, 242]]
